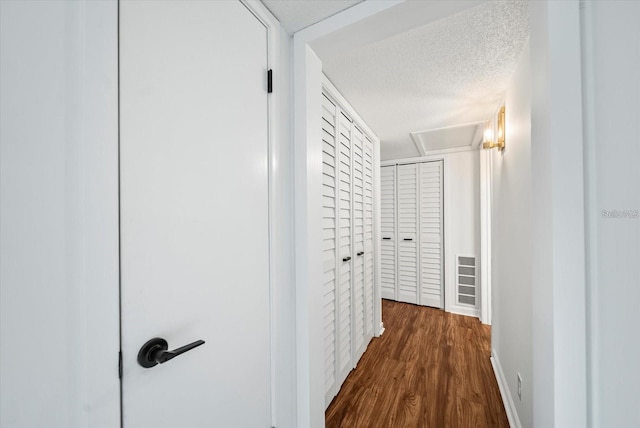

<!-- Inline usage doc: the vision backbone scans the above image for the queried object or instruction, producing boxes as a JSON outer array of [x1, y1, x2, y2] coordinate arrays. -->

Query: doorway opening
[[289, 0, 529, 426]]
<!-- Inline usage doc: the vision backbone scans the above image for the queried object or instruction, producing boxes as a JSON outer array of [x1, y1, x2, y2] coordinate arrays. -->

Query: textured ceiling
[[261, 0, 364, 33], [319, 0, 529, 160]]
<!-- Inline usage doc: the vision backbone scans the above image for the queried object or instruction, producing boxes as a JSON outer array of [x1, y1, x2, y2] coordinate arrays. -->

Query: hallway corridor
[[325, 300, 508, 427]]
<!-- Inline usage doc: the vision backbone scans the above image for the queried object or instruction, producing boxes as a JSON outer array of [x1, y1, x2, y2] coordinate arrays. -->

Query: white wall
[[530, 1, 588, 426], [490, 41, 533, 428], [382, 149, 481, 318], [444, 150, 481, 316], [0, 2, 299, 427], [581, 2, 640, 427], [0, 2, 120, 427], [293, 43, 326, 428]]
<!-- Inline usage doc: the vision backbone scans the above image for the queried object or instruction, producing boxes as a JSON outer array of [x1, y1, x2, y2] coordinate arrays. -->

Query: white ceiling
[[261, 0, 363, 33], [313, 0, 530, 160], [263, 1, 530, 160]]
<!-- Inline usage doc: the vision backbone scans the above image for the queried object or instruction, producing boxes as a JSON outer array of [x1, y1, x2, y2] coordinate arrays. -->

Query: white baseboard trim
[[491, 349, 522, 428], [378, 322, 385, 336], [481, 316, 492, 326], [448, 304, 480, 318]]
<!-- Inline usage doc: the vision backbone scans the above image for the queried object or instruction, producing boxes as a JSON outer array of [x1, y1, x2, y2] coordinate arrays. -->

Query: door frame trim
[[479, 148, 493, 325], [238, 2, 293, 427]]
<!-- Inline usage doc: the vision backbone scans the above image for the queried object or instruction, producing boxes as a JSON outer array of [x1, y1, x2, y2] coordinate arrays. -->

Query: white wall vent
[[457, 255, 476, 306]]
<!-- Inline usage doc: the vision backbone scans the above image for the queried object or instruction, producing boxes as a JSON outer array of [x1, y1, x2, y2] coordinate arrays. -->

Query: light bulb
[[484, 127, 493, 143]]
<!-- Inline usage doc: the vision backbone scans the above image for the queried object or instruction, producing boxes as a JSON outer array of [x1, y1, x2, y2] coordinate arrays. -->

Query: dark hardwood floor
[[325, 299, 509, 428]]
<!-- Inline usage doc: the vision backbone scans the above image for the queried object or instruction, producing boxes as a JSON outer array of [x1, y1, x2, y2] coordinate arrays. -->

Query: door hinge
[[267, 69, 273, 94], [118, 351, 123, 379]]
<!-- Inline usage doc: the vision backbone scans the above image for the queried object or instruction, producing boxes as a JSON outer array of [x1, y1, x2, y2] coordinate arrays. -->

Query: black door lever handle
[[138, 337, 205, 368]]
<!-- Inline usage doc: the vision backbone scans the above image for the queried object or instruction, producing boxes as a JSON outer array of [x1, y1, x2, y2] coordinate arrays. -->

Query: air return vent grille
[[457, 255, 476, 306]]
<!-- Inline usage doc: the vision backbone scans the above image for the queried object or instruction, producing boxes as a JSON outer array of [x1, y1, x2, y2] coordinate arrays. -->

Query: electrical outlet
[[517, 373, 522, 401]]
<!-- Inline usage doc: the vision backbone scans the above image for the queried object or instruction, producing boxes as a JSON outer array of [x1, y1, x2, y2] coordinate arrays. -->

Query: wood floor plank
[[326, 299, 509, 428]]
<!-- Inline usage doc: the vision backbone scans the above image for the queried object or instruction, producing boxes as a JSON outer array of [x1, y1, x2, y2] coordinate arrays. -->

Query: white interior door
[[419, 161, 444, 309], [397, 164, 419, 304], [380, 166, 397, 300], [120, 2, 271, 427], [351, 125, 366, 362], [362, 137, 375, 339], [321, 93, 338, 406], [336, 110, 353, 385]]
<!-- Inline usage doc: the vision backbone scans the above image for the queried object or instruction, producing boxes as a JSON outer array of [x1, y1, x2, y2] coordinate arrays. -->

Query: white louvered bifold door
[[419, 161, 444, 308], [380, 166, 397, 300], [397, 164, 419, 304], [363, 137, 375, 339], [336, 110, 353, 386], [351, 126, 366, 363], [322, 86, 378, 407], [321, 94, 338, 406]]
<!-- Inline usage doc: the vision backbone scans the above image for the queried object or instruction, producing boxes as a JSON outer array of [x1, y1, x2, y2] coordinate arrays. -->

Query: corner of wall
[[491, 350, 523, 428]]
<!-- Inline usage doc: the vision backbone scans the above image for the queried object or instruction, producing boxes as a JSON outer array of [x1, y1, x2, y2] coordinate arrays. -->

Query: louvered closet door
[[336, 110, 353, 385], [380, 166, 396, 300], [351, 126, 366, 362], [363, 137, 375, 338], [321, 94, 338, 405], [397, 164, 419, 304], [419, 161, 444, 308]]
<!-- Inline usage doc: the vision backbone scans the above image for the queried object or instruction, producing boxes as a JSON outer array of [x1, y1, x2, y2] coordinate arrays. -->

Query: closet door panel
[[352, 126, 366, 362], [321, 94, 338, 405], [363, 137, 374, 338], [397, 164, 419, 304], [380, 166, 396, 300], [336, 111, 352, 384], [419, 161, 444, 308], [322, 85, 378, 404]]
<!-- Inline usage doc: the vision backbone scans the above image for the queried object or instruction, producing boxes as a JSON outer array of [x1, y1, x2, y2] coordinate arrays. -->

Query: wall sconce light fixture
[[482, 106, 505, 151]]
